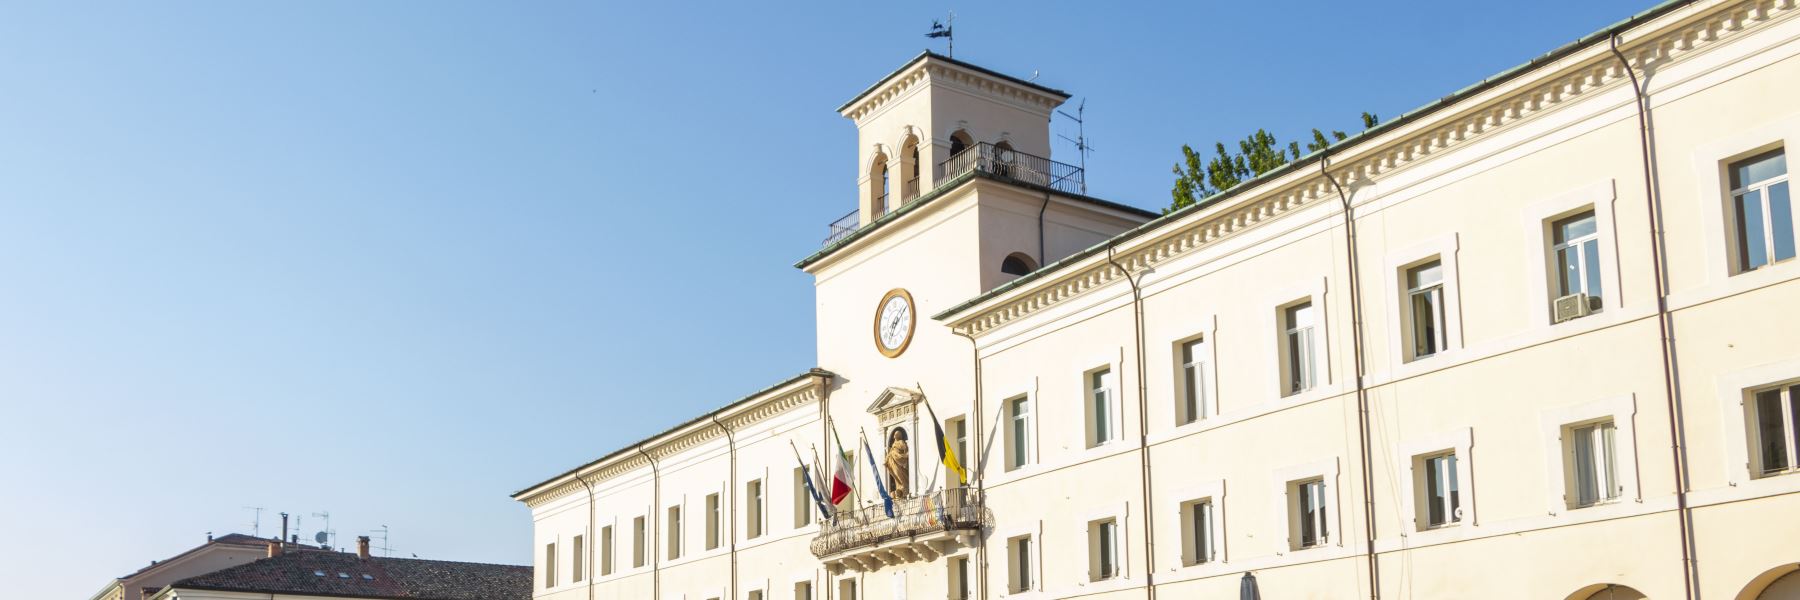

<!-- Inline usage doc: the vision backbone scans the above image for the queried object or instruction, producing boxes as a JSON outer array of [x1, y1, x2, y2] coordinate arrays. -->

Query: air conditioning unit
[[1552, 293, 1592, 323]]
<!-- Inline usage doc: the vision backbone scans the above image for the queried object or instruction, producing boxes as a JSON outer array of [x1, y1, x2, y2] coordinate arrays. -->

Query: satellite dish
[[314, 531, 329, 544]]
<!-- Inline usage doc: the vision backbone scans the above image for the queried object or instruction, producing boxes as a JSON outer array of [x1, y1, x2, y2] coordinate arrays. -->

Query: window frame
[[1695, 124, 1800, 285], [1522, 181, 1620, 327], [1173, 478, 1225, 569], [745, 478, 765, 540], [1005, 533, 1036, 593], [705, 492, 722, 550], [1087, 517, 1121, 581], [1397, 428, 1475, 534], [1084, 364, 1120, 448], [544, 541, 557, 589], [1271, 459, 1340, 552], [1729, 148, 1795, 272], [571, 534, 584, 583], [1003, 392, 1036, 471], [792, 466, 812, 528], [599, 524, 615, 576], [665, 503, 682, 560], [1384, 234, 1463, 366], [1173, 332, 1218, 426], [1748, 382, 1800, 478], [947, 554, 971, 600], [1268, 278, 1331, 401], [631, 515, 647, 569], [1540, 394, 1641, 514]]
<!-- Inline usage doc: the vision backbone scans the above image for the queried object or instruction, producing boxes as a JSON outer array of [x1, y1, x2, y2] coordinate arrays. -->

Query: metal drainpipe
[[710, 413, 739, 600], [581, 477, 596, 600], [1609, 33, 1697, 600], [953, 330, 987, 600], [1105, 243, 1157, 600], [636, 445, 660, 600], [1039, 192, 1052, 267], [1320, 153, 1381, 600]]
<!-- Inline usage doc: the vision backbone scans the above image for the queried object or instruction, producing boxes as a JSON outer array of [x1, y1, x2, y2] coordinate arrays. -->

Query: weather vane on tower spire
[[925, 11, 954, 58]]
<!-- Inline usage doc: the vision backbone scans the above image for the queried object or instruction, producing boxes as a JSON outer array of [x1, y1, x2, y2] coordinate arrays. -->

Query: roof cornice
[[512, 369, 832, 508], [936, 0, 1772, 335], [837, 51, 1071, 122]]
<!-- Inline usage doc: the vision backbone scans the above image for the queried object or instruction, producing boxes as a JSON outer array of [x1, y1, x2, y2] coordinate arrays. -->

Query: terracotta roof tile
[[170, 551, 529, 600]]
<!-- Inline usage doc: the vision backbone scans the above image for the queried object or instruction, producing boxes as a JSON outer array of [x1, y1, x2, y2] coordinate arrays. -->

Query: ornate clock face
[[874, 288, 915, 358]]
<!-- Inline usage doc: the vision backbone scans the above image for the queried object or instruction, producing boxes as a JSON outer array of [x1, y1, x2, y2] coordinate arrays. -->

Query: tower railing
[[820, 144, 1085, 247], [938, 142, 1085, 195]]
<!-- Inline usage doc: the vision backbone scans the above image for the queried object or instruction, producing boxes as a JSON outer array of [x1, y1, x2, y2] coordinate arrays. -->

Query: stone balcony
[[810, 487, 991, 574]]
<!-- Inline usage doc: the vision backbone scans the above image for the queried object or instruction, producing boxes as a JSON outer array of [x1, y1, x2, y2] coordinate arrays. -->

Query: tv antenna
[[242, 506, 264, 538], [1057, 98, 1092, 194], [313, 511, 335, 549], [370, 525, 391, 557]]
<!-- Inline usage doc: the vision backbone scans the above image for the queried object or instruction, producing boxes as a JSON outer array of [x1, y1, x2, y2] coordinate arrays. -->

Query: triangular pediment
[[867, 387, 923, 414]]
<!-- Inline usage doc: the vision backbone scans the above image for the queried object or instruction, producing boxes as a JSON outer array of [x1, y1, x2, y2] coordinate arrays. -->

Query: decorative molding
[[517, 375, 827, 508], [841, 58, 1067, 123], [946, 0, 1798, 338]]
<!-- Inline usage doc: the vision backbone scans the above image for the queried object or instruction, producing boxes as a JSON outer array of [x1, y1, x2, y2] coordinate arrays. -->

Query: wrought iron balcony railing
[[819, 144, 1084, 248], [810, 487, 990, 561], [938, 142, 1085, 195], [823, 209, 859, 246]]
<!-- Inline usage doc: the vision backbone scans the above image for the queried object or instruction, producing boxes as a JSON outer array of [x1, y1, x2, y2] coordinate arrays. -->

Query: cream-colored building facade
[[513, 1, 1800, 598]]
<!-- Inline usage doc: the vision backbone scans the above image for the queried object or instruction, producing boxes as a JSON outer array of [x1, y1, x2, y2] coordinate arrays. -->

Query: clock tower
[[795, 50, 1152, 495]]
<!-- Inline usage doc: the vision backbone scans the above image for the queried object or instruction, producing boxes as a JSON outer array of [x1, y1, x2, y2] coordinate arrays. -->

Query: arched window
[[1565, 584, 1648, 600], [992, 140, 1016, 178], [900, 135, 921, 201], [949, 130, 973, 157], [870, 152, 890, 216], [1001, 252, 1038, 276]]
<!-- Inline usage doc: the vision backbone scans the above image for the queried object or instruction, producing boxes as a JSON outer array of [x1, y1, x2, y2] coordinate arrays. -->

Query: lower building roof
[[165, 550, 530, 600]]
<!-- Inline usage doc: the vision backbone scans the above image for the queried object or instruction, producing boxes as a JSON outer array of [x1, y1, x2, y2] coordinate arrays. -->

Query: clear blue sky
[[0, 1, 1653, 596]]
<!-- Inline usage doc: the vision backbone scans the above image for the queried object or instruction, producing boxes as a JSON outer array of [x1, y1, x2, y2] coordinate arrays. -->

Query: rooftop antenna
[[1057, 98, 1092, 194], [242, 506, 264, 538], [370, 525, 391, 557], [312, 511, 334, 549], [925, 11, 955, 58]]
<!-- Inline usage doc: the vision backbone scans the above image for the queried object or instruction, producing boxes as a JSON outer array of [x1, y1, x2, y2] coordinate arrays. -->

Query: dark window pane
[[1757, 389, 1789, 473], [1771, 182, 1794, 263]]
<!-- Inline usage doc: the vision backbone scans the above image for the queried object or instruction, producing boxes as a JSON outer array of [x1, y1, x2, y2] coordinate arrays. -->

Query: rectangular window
[[793, 467, 811, 528], [666, 505, 682, 560], [1008, 535, 1033, 592], [747, 591, 764, 600], [746, 479, 765, 539], [1406, 260, 1447, 359], [948, 416, 968, 480], [1420, 452, 1461, 529], [705, 493, 721, 550], [793, 581, 812, 600], [1751, 384, 1800, 477], [1088, 367, 1115, 447], [838, 578, 857, 600], [544, 542, 556, 588], [1296, 479, 1328, 548], [571, 534, 585, 582], [1180, 337, 1209, 424], [1732, 149, 1794, 272], [1570, 420, 1621, 506], [631, 516, 646, 568], [600, 525, 614, 576], [948, 555, 970, 600], [1551, 210, 1604, 316], [1283, 302, 1318, 395], [1007, 396, 1032, 470], [1089, 518, 1119, 581], [1182, 499, 1215, 566]]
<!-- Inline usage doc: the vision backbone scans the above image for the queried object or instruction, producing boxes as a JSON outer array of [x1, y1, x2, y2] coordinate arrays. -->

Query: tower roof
[[836, 50, 1070, 116]]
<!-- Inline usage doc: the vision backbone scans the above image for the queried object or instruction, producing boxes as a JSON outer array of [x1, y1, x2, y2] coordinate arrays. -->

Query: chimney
[[357, 536, 371, 560], [206, 532, 213, 542], [291, 534, 299, 544], [279, 513, 289, 542], [267, 541, 284, 558]]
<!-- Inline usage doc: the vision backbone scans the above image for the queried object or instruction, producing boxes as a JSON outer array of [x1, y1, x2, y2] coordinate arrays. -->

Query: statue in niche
[[884, 427, 910, 499]]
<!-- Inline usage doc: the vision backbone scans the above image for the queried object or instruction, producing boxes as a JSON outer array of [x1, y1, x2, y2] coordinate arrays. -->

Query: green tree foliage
[[1167, 112, 1381, 214]]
